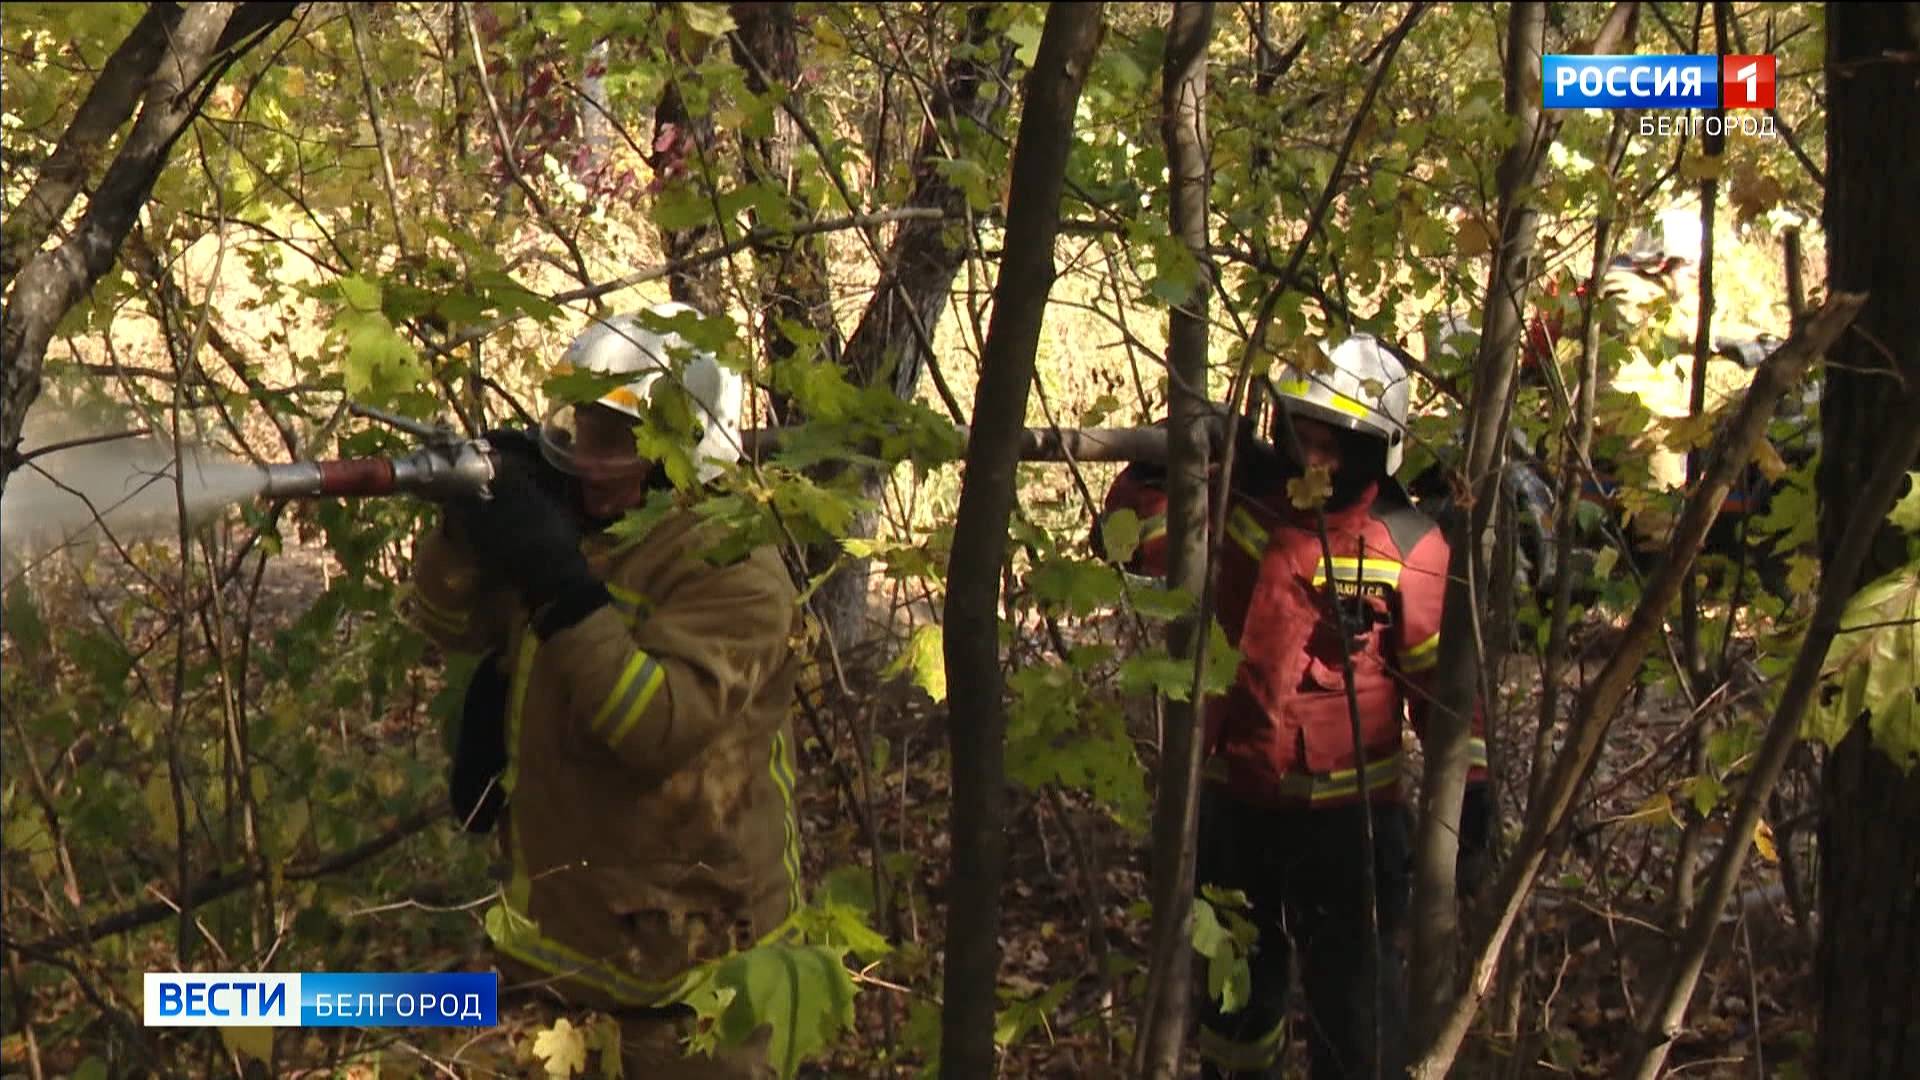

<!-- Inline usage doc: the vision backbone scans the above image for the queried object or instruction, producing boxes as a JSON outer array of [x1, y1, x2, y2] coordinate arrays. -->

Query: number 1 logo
[[1722, 55, 1776, 109]]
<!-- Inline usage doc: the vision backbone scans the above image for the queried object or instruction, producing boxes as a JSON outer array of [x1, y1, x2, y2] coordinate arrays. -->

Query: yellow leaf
[[533, 1018, 589, 1078], [1456, 216, 1493, 258], [1729, 163, 1786, 224], [1591, 546, 1620, 581], [813, 18, 847, 50], [282, 68, 307, 99], [1786, 554, 1818, 596], [1613, 792, 1679, 829], [1752, 439, 1788, 482], [1288, 466, 1333, 511], [1752, 819, 1779, 864], [219, 1026, 273, 1066]]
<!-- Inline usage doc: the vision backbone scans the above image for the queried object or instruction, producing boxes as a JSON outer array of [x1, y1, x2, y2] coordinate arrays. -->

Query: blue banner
[[301, 972, 498, 1027], [144, 971, 498, 1027], [1543, 55, 1720, 109]]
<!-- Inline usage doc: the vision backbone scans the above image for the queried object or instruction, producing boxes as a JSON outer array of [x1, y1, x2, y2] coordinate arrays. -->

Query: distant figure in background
[[1097, 335, 1490, 1080]]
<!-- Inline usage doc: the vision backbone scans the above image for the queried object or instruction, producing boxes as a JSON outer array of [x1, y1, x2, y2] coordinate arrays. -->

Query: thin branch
[[459, 6, 593, 287], [19, 806, 443, 953]]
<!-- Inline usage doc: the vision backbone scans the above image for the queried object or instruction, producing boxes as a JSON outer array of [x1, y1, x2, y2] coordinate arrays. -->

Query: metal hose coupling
[[257, 439, 497, 501]]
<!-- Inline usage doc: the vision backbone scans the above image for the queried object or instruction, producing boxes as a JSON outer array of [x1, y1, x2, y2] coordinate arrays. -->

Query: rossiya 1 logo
[[1543, 54, 1777, 110]]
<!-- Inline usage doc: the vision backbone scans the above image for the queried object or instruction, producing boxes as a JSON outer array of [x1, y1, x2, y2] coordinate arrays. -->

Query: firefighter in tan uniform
[[404, 302, 801, 1077]]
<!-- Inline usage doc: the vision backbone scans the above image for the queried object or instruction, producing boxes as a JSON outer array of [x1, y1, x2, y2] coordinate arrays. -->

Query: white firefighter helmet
[[540, 301, 744, 484], [1269, 333, 1412, 475]]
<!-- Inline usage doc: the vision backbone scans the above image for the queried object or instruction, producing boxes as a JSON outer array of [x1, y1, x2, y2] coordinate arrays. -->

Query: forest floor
[[771, 614, 1825, 1079]]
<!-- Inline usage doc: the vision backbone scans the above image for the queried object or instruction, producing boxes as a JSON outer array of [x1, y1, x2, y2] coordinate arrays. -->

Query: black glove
[[446, 457, 609, 636], [482, 426, 571, 507], [1457, 783, 1493, 896], [449, 652, 510, 833]]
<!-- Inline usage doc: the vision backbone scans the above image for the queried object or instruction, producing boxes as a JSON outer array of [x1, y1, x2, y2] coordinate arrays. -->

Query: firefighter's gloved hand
[[1457, 782, 1493, 897], [483, 426, 570, 506], [449, 458, 609, 635]]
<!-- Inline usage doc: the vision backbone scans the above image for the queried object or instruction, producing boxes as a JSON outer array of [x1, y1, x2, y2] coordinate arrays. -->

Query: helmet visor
[[538, 401, 655, 482]]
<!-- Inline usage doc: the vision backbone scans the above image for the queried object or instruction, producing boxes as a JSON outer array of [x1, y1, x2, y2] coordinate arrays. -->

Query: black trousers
[[1194, 789, 1412, 1080]]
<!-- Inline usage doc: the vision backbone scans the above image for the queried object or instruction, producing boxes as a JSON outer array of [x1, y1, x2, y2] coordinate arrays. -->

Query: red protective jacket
[[1099, 464, 1488, 809]]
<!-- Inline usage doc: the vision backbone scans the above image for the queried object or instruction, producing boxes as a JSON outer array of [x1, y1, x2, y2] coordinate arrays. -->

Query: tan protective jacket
[[404, 506, 805, 1010]]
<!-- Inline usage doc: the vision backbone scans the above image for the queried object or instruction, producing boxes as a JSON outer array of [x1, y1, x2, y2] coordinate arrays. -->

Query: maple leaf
[[532, 1018, 589, 1078]]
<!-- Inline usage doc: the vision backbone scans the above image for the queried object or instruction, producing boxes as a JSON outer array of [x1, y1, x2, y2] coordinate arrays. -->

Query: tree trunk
[[939, 7, 1103, 1077], [1406, 1, 1641, 1048], [650, 30, 726, 313], [1407, 0, 1547, 1043], [806, 6, 1011, 658], [1816, 5, 1920, 1077], [1, 2, 295, 491], [1136, 5, 1215, 1078], [729, 2, 837, 428]]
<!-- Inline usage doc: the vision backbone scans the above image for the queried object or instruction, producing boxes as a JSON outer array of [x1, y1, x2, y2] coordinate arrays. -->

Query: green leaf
[[1101, 508, 1141, 566], [882, 623, 946, 703], [1807, 564, 1920, 771], [1687, 773, 1725, 818], [651, 185, 714, 231], [1006, 16, 1043, 68], [1190, 892, 1257, 1015], [683, 944, 857, 1080], [1029, 558, 1122, 616], [338, 273, 382, 312], [332, 308, 426, 405], [677, 1, 737, 37], [1119, 652, 1196, 701], [1129, 583, 1194, 621], [1889, 473, 1920, 532], [3, 584, 49, 662], [995, 980, 1071, 1049]]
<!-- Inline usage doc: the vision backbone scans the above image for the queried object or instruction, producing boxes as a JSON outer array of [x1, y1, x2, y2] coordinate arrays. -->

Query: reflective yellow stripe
[[1227, 507, 1268, 560], [1469, 736, 1489, 769], [607, 584, 651, 624], [1307, 752, 1405, 803], [1403, 632, 1441, 672], [769, 730, 803, 915], [504, 633, 538, 800], [591, 650, 665, 740], [1310, 556, 1403, 588], [486, 901, 695, 1007], [1199, 1020, 1285, 1071], [504, 632, 540, 914], [1276, 377, 1371, 419]]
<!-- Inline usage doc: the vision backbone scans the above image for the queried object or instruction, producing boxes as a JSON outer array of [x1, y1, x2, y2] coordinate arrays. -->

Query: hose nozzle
[[258, 439, 497, 501]]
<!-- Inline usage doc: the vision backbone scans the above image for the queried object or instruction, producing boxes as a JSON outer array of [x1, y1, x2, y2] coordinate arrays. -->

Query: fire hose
[[252, 404, 1245, 502]]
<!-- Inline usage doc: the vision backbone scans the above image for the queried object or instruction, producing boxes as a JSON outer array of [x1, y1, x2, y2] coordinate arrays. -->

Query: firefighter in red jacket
[[1098, 335, 1491, 1079]]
